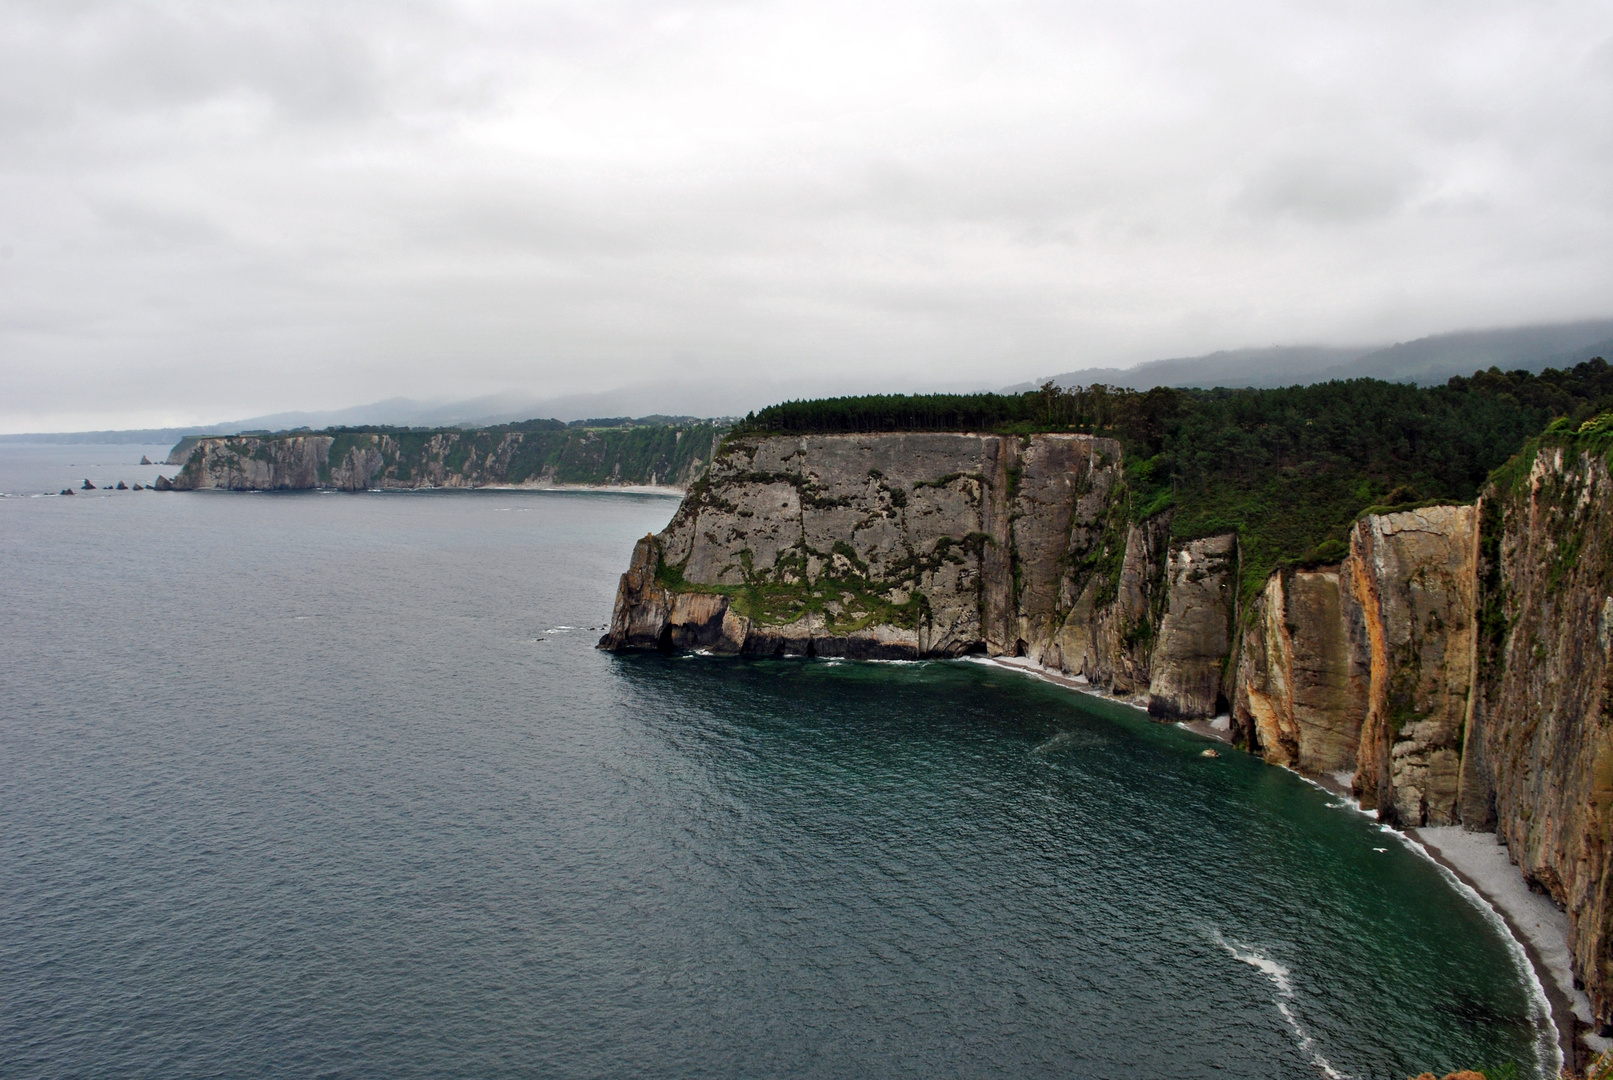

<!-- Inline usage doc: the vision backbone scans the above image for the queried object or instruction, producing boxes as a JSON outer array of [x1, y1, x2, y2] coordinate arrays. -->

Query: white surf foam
[[1277, 778, 1560, 1076], [1389, 831, 1562, 1077], [1213, 931, 1349, 1079]]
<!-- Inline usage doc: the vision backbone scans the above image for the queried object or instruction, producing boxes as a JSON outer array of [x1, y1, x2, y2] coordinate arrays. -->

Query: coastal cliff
[[1232, 566, 1366, 776], [600, 432, 1230, 703], [1346, 505, 1479, 827], [167, 423, 724, 491], [600, 421, 1613, 1030], [1464, 430, 1613, 1027], [1232, 506, 1479, 822]]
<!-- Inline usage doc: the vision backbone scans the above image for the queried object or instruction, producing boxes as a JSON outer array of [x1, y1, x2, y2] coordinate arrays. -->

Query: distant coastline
[[162, 422, 727, 493]]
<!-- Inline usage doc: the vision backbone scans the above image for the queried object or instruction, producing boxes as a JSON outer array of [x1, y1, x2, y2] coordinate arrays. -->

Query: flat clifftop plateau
[[599, 420, 1613, 1042], [600, 432, 1238, 719], [166, 424, 724, 492]]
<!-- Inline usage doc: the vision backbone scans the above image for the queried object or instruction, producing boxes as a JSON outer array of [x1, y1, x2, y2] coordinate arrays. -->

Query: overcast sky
[[3, 0, 1611, 430]]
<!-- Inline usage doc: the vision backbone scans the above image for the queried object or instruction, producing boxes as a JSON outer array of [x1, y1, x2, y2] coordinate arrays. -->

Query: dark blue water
[[0, 450, 1552, 1079]]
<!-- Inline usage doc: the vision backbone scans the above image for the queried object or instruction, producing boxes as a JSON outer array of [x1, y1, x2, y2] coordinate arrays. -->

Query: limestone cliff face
[[1232, 568, 1368, 774], [1052, 516, 1174, 698], [1147, 534, 1239, 719], [1346, 506, 1479, 826], [1466, 447, 1613, 1025], [170, 436, 334, 491], [169, 433, 529, 491], [165, 425, 721, 492], [599, 432, 1217, 705], [1227, 506, 1479, 826]]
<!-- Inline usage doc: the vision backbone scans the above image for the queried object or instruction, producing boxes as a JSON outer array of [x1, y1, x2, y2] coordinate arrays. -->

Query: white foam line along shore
[[982, 655, 1153, 715], [1412, 826, 1612, 1064], [981, 653, 1582, 1076], [1213, 930, 1349, 1080], [480, 483, 686, 496]]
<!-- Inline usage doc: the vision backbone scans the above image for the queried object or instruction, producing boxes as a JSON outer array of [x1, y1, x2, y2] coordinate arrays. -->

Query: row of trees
[[740, 359, 1612, 594]]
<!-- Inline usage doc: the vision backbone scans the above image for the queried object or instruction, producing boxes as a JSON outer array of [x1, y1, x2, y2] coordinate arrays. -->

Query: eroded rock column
[[1147, 534, 1238, 720], [1346, 506, 1479, 826]]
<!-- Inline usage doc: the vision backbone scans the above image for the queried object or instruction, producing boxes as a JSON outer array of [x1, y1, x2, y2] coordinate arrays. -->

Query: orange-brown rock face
[[1233, 568, 1367, 775], [1346, 506, 1479, 826], [1469, 447, 1613, 1027]]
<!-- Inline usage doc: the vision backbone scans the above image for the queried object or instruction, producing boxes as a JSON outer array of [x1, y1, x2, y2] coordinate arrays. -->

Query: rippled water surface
[[1, 449, 1551, 1078]]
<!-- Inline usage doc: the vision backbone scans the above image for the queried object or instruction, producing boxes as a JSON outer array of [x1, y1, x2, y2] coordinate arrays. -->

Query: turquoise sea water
[[0, 447, 1552, 1078]]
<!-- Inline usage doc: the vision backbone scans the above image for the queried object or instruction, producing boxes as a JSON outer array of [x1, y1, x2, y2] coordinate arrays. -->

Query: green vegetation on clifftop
[[173, 420, 726, 490], [742, 358, 1613, 599]]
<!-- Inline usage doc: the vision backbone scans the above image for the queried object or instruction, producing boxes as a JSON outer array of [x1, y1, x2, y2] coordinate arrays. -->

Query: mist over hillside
[[1011, 318, 1613, 392], [9, 317, 1613, 444]]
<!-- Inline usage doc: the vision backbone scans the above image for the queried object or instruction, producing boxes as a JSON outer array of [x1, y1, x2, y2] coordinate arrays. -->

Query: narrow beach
[[1412, 826, 1611, 1070], [986, 654, 1599, 1073]]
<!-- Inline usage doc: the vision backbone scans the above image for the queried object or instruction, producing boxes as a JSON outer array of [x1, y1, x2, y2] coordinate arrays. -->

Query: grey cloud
[[2, 0, 1612, 432], [1235, 155, 1419, 223], [93, 197, 226, 248]]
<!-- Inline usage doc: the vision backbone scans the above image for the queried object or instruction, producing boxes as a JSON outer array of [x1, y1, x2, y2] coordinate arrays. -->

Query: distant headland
[[160, 418, 727, 492]]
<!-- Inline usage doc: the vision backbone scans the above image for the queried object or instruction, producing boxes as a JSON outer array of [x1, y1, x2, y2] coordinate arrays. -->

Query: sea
[[0, 444, 1555, 1079]]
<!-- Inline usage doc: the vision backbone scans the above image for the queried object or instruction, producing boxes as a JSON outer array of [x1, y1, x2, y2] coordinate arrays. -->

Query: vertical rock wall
[[1052, 516, 1172, 697], [171, 435, 334, 490], [600, 432, 1231, 711], [1346, 506, 1479, 826], [1230, 507, 1478, 822], [1147, 534, 1239, 719], [1232, 568, 1367, 775], [1470, 448, 1613, 1025]]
